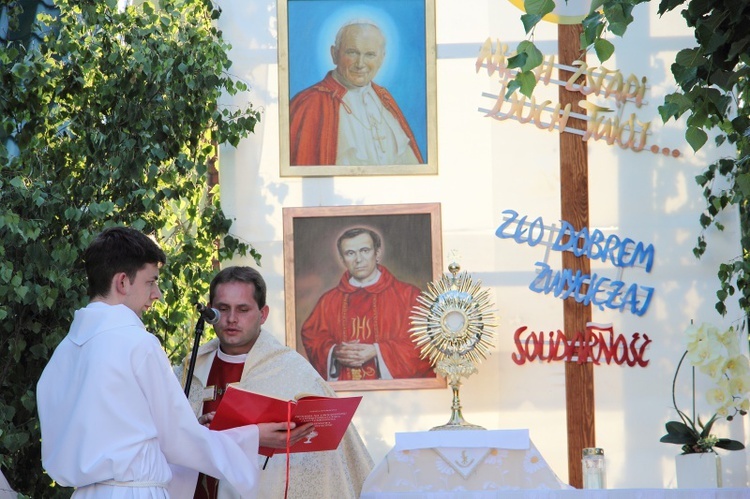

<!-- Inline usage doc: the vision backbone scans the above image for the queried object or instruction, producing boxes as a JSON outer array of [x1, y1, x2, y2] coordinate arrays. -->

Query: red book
[[210, 385, 363, 457]]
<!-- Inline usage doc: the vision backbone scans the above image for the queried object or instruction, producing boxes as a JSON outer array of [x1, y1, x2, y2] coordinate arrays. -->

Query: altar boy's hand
[[258, 422, 315, 449]]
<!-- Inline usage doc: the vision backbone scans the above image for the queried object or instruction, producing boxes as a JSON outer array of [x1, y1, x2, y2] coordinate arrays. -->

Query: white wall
[[215, 0, 749, 488]]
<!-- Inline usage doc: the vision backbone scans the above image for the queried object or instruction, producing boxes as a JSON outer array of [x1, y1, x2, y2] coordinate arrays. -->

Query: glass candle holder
[[582, 447, 606, 489]]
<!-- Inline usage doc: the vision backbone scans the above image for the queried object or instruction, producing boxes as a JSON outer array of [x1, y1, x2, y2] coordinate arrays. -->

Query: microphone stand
[[184, 315, 206, 398]]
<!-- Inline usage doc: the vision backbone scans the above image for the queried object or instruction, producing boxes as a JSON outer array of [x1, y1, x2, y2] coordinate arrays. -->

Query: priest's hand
[[258, 422, 316, 449], [333, 341, 377, 367], [198, 411, 215, 427]]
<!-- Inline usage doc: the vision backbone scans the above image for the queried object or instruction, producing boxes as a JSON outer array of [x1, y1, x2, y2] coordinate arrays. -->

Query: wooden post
[[558, 23, 595, 489]]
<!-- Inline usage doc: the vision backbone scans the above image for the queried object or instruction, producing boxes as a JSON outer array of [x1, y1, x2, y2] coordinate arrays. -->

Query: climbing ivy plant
[[511, 0, 750, 321], [0, 0, 260, 496]]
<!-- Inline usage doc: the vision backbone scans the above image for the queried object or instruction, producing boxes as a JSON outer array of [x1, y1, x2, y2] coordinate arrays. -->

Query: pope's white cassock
[[336, 85, 420, 165], [177, 331, 374, 498], [37, 303, 262, 498]]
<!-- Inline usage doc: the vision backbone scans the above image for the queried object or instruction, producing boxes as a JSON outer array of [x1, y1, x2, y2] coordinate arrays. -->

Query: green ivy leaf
[[716, 301, 727, 316], [675, 48, 707, 68], [507, 52, 527, 70], [685, 126, 708, 151], [581, 12, 605, 47], [520, 13, 542, 34], [516, 40, 543, 72], [607, 21, 628, 37], [594, 38, 615, 62], [524, 0, 555, 17], [506, 70, 538, 99], [736, 173, 750, 197]]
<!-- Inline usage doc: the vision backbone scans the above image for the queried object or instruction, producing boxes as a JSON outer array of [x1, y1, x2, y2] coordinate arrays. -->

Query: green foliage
[[661, 417, 746, 453], [593, 38, 615, 62], [511, 1, 750, 323], [505, 40, 544, 97], [521, 0, 555, 33], [1, 0, 260, 496]]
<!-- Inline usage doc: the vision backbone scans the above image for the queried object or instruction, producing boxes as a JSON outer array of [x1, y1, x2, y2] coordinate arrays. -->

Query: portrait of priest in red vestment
[[300, 227, 435, 381], [288, 20, 424, 167]]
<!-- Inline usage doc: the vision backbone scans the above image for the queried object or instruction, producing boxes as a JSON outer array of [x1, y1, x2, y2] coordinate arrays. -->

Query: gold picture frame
[[283, 203, 445, 391], [277, 0, 438, 177]]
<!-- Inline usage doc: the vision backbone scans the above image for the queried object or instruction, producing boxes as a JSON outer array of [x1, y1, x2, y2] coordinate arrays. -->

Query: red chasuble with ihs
[[301, 265, 435, 381]]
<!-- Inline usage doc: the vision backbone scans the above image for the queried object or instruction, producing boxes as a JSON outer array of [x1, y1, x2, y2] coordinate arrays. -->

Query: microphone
[[196, 303, 220, 325]]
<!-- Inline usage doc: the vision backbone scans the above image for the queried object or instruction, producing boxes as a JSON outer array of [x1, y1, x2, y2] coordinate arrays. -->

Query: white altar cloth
[[360, 430, 749, 498], [361, 429, 572, 496], [361, 489, 749, 498]]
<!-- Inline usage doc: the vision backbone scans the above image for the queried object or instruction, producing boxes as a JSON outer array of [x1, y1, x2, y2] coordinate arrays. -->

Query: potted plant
[[660, 322, 749, 487]]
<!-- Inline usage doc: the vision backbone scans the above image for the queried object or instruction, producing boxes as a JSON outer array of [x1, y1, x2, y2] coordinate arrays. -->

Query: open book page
[[210, 385, 363, 456]]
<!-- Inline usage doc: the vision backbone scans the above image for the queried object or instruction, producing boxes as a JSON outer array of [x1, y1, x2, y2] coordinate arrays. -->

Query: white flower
[[718, 326, 740, 355], [393, 450, 415, 464], [715, 404, 730, 418], [523, 448, 546, 473], [685, 322, 750, 418], [729, 374, 750, 398], [483, 448, 508, 465], [685, 323, 707, 344], [698, 357, 727, 381], [686, 332, 723, 367], [705, 378, 731, 407], [434, 456, 456, 475], [725, 355, 750, 378]]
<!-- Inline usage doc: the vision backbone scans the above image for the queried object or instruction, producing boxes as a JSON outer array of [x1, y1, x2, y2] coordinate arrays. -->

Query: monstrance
[[410, 261, 496, 430]]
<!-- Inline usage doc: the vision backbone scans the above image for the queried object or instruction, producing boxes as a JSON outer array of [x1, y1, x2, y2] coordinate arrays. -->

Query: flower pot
[[675, 453, 722, 488]]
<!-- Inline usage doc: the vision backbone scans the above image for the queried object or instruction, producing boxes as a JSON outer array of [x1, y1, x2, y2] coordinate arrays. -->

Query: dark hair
[[209, 266, 267, 309], [336, 227, 382, 257], [83, 226, 167, 299]]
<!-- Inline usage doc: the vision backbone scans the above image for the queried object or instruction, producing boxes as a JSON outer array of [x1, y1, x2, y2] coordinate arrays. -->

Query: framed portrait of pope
[[278, 0, 438, 177], [282, 203, 445, 391]]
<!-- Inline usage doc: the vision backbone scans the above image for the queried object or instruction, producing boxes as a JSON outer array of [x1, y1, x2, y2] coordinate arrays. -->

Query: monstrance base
[[430, 421, 486, 431]]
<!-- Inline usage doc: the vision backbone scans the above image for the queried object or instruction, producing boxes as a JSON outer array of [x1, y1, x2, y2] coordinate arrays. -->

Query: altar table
[[359, 430, 748, 498], [361, 490, 749, 498], [361, 429, 571, 495]]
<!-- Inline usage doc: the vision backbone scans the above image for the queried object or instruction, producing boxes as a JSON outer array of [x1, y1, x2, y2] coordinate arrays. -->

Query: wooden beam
[[558, 23, 595, 489]]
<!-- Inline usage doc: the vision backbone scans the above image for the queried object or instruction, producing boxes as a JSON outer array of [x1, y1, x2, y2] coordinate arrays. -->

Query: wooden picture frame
[[283, 203, 445, 391], [277, 0, 438, 177]]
